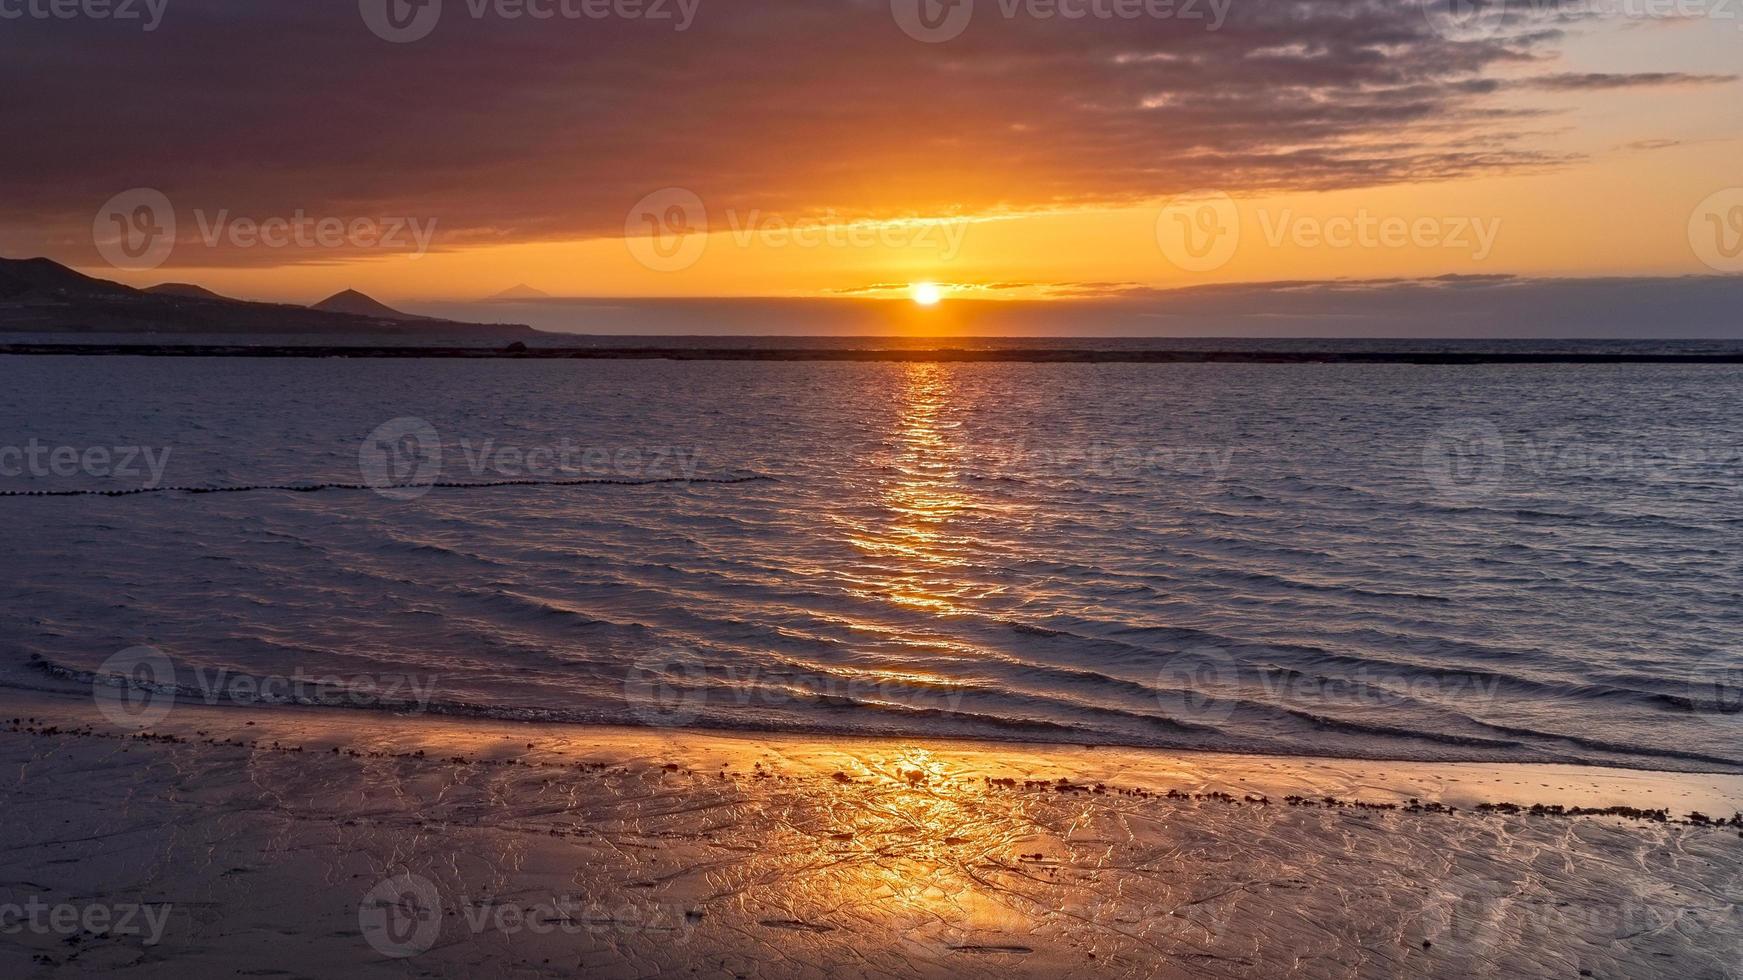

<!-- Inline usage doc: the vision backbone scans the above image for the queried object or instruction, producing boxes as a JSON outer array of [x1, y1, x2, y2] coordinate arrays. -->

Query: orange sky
[[6, 2, 1739, 313], [116, 141, 1740, 306]]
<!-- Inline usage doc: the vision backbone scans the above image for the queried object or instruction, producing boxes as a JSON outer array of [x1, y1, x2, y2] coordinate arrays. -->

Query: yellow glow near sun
[[911, 282, 942, 306]]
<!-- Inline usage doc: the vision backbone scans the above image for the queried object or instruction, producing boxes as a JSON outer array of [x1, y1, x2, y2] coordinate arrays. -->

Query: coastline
[[10, 683, 1743, 814], [7, 342, 1743, 363], [2, 685, 1738, 977]]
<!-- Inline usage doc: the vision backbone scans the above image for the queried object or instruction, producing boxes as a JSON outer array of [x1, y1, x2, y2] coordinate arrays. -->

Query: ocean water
[[2, 354, 1740, 772], [13, 331, 1743, 355]]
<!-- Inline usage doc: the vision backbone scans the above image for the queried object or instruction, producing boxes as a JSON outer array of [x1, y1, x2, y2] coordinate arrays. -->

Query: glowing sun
[[910, 282, 943, 306]]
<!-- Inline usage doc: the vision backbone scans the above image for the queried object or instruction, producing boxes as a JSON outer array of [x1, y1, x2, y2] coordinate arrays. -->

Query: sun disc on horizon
[[911, 282, 942, 307]]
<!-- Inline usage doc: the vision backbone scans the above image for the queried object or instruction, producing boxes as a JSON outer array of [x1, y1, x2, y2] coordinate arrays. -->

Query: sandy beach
[[2, 684, 1738, 978]]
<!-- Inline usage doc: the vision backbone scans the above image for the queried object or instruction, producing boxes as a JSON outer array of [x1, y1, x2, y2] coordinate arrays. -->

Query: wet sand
[[1, 686, 1738, 978]]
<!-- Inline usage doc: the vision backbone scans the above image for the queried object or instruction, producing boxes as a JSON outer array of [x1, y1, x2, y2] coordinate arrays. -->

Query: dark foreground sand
[[0, 686, 1738, 979]]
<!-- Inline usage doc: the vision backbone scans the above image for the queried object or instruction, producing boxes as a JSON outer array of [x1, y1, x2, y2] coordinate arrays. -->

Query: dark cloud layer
[[0, 0, 1616, 266], [1526, 71, 1736, 90]]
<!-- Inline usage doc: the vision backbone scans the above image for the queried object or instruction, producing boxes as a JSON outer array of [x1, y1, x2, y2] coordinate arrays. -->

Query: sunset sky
[[3, 0, 1740, 333]]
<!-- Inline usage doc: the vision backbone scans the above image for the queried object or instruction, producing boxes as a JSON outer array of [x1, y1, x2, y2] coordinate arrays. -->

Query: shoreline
[[15, 655, 1743, 781], [6, 684, 1740, 819], [7, 342, 1743, 363]]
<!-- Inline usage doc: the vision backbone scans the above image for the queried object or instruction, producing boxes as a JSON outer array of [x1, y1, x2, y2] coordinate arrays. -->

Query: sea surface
[[11, 331, 1743, 355], [2, 351, 1740, 772]]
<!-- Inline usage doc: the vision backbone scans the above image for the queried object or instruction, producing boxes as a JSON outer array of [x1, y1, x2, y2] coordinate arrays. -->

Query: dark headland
[[0, 257, 530, 338]]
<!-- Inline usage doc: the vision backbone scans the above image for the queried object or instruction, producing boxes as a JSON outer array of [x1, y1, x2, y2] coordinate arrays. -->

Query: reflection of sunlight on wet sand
[[13, 688, 1743, 978], [747, 746, 1052, 956]]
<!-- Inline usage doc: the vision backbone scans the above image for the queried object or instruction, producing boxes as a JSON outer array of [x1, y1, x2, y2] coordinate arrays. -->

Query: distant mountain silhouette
[[146, 282, 231, 301], [485, 283, 551, 301], [0, 257, 531, 337], [0, 256, 137, 302], [310, 288, 430, 321]]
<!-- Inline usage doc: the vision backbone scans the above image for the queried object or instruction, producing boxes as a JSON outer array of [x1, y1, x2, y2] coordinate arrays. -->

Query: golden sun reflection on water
[[848, 363, 974, 616]]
